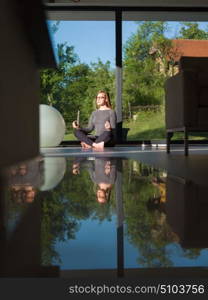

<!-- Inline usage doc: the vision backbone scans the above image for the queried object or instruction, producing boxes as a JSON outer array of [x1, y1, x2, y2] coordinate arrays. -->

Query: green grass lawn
[[124, 109, 208, 141], [124, 109, 166, 140], [64, 132, 76, 141], [64, 108, 208, 141]]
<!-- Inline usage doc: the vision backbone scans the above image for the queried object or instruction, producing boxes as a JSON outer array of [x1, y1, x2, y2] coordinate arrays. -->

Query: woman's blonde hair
[[96, 90, 112, 109]]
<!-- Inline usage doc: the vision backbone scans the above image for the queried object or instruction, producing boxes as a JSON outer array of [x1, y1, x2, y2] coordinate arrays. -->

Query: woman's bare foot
[[72, 163, 80, 175], [81, 142, 92, 149], [92, 141, 104, 150]]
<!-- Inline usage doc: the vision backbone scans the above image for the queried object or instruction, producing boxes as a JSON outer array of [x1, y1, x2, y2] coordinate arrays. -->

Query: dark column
[[115, 159, 124, 277], [0, 171, 7, 273], [115, 9, 123, 143], [184, 128, 189, 156]]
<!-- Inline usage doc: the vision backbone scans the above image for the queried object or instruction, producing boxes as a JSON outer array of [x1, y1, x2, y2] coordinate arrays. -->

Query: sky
[[48, 20, 208, 67], [49, 21, 138, 66]]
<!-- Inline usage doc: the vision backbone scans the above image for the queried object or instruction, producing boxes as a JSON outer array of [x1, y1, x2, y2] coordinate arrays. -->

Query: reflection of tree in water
[[66, 166, 115, 222], [122, 160, 200, 268], [182, 248, 201, 259], [40, 190, 79, 265], [40, 160, 115, 266]]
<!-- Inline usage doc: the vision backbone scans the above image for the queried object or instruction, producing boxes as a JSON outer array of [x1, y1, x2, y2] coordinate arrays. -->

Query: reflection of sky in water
[[54, 216, 117, 270], [54, 217, 208, 270]]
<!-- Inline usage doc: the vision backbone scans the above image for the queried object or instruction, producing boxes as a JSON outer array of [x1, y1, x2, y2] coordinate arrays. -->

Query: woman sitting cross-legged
[[72, 90, 117, 150]]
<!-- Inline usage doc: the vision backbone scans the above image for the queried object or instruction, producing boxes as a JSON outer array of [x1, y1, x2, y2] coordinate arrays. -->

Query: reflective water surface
[[1, 154, 208, 276]]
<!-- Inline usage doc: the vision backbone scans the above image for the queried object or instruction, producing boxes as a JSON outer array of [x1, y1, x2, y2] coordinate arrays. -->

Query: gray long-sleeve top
[[72, 158, 117, 185], [88, 158, 117, 185], [82, 109, 117, 136]]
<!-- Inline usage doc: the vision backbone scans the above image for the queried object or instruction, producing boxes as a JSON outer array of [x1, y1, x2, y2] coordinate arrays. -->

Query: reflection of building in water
[[166, 174, 208, 248], [132, 161, 139, 173], [147, 195, 179, 245], [142, 170, 208, 257], [146, 171, 167, 212], [152, 174, 167, 204], [145, 172, 180, 245]]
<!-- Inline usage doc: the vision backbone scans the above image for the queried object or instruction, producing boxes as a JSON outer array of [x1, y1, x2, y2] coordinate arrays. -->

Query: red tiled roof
[[171, 39, 208, 61]]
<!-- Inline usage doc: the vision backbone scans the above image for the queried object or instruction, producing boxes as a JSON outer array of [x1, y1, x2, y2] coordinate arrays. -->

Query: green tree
[[59, 63, 91, 127], [85, 59, 115, 112], [40, 42, 93, 131], [123, 21, 171, 116], [40, 43, 78, 106], [178, 22, 208, 39]]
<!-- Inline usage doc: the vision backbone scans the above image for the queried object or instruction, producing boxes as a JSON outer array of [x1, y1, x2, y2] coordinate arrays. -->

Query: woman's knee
[[96, 131, 112, 143], [74, 128, 81, 138], [104, 131, 112, 140]]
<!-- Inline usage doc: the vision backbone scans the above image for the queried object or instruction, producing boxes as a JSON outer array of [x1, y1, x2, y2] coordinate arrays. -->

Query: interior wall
[[0, 0, 40, 167]]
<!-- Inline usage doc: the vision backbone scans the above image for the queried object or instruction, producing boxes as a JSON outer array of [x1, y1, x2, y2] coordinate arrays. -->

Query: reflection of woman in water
[[72, 158, 117, 203], [90, 159, 116, 204]]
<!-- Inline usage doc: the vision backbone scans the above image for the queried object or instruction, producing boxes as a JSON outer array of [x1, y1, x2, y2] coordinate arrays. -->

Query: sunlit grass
[[64, 132, 76, 141], [124, 109, 166, 140], [124, 108, 208, 141]]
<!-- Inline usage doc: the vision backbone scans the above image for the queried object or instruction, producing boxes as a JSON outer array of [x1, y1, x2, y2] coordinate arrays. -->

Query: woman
[[72, 90, 117, 150]]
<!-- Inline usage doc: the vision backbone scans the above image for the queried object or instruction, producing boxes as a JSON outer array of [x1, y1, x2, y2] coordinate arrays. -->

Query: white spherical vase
[[39, 104, 66, 148]]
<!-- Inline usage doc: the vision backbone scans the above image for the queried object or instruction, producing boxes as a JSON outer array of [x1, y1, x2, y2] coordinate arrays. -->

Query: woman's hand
[[105, 121, 111, 131], [72, 121, 79, 129]]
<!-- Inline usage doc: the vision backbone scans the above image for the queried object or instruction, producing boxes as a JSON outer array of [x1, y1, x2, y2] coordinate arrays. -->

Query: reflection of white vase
[[39, 104, 66, 148], [40, 157, 66, 191]]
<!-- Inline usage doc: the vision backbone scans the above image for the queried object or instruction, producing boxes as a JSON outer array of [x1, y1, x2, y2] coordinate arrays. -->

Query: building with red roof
[[171, 39, 208, 62]]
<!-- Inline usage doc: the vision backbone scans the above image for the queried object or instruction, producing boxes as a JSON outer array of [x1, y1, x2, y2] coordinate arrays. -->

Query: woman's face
[[96, 92, 106, 106], [97, 189, 106, 203]]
